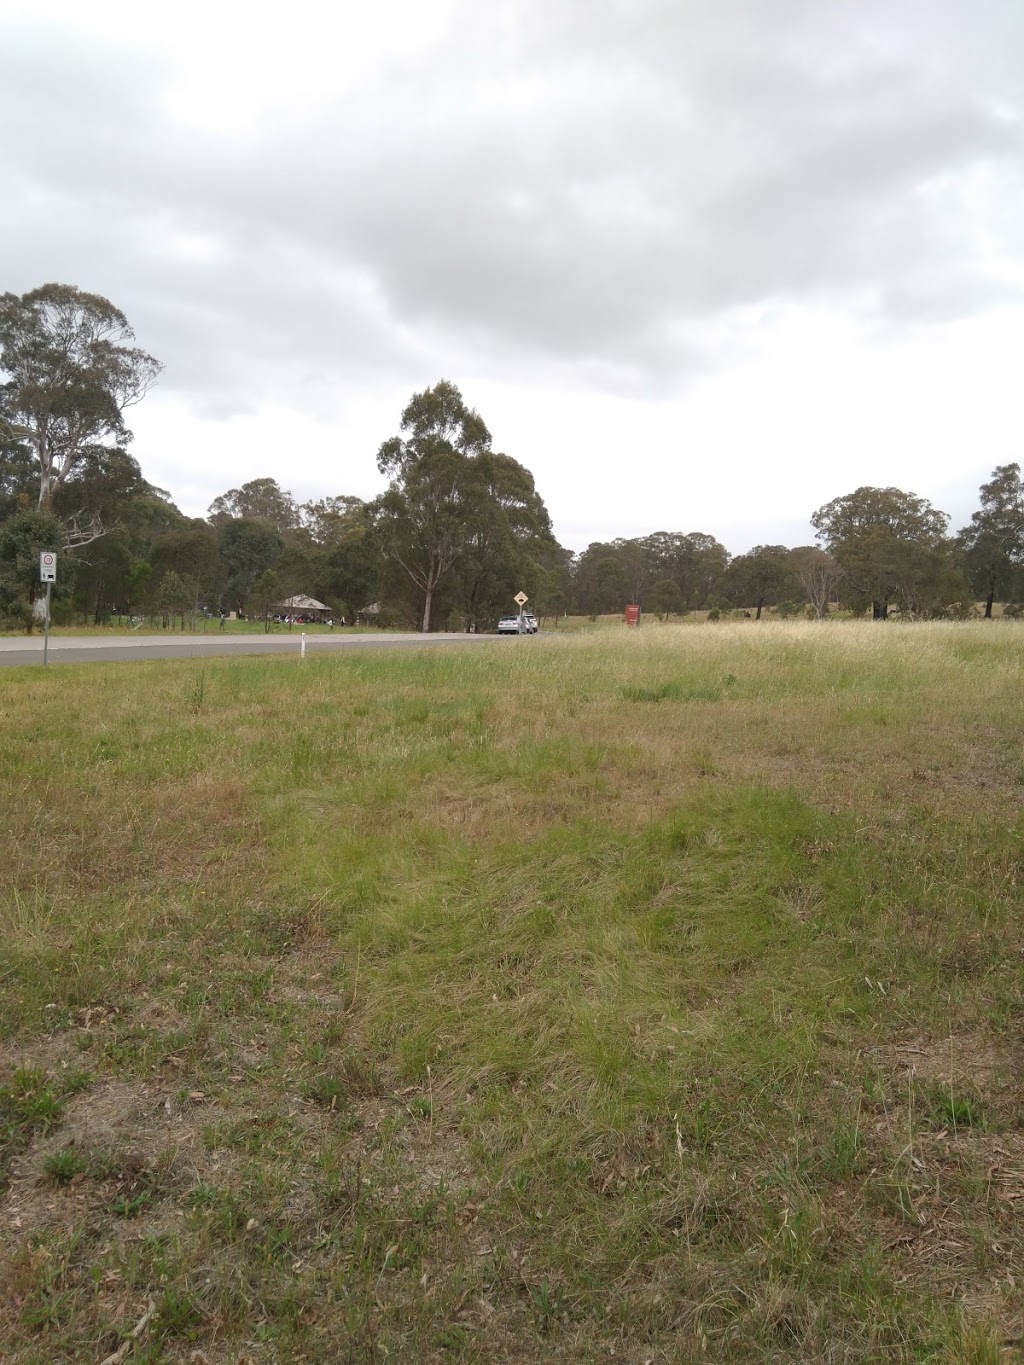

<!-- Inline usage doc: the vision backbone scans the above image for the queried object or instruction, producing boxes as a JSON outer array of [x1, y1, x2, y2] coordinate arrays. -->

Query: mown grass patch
[[1, 621, 1022, 1361]]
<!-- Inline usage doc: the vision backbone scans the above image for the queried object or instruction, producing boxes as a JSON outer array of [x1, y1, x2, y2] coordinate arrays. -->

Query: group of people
[[216, 612, 342, 629]]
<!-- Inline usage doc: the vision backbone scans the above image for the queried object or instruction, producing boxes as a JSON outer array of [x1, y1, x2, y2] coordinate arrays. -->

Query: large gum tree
[[372, 381, 492, 633], [811, 486, 953, 620], [0, 283, 162, 510], [958, 464, 1024, 617]]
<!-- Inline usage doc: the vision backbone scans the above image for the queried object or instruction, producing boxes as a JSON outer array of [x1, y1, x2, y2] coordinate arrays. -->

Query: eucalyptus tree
[[218, 518, 284, 614], [320, 516, 382, 623], [789, 546, 841, 619], [726, 544, 796, 619], [0, 284, 161, 509], [572, 531, 730, 617], [0, 416, 34, 517], [208, 477, 300, 536], [454, 451, 558, 631], [812, 487, 953, 619], [372, 381, 491, 632], [957, 464, 1024, 616], [299, 495, 366, 548]]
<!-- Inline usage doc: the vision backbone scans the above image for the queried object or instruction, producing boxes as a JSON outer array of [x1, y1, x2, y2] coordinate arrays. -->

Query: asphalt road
[[0, 631, 506, 668]]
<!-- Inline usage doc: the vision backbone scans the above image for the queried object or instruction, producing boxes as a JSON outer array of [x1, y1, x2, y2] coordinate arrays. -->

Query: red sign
[[624, 603, 640, 628]]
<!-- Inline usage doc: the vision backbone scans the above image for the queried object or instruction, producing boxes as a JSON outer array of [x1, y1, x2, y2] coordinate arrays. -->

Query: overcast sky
[[2, 0, 1022, 552]]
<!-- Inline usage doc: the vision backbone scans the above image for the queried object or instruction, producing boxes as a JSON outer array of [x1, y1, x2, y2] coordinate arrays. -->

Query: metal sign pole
[[39, 551, 57, 667], [43, 581, 52, 667]]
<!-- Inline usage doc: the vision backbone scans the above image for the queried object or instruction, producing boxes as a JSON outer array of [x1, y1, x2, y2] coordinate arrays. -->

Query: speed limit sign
[[39, 552, 57, 583]]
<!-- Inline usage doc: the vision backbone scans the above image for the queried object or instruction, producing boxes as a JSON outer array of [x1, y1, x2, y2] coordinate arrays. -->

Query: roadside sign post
[[514, 591, 529, 635], [39, 552, 57, 667]]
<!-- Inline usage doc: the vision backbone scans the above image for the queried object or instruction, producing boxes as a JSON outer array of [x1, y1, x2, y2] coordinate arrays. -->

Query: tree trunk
[[755, 599, 763, 621], [985, 593, 994, 619], [421, 583, 434, 633], [36, 438, 51, 510]]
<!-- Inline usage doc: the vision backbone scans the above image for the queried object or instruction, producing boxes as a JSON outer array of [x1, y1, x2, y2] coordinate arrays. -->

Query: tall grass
[[1, 622, 1022, 1361]]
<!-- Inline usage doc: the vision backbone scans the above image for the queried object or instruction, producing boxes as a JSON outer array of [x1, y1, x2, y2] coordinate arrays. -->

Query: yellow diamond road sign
[[513, 592, 528, 606]]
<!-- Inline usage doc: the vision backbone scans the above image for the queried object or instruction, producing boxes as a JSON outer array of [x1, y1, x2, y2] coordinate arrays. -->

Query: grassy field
[[1, 622, 1022, 1363]]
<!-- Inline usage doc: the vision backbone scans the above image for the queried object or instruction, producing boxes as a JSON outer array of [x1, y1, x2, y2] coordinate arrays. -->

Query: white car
[[497, 614, 538, 634]]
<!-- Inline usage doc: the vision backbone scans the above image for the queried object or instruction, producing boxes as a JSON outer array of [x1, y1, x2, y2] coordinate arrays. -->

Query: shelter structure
[[280, 594, 333, 622]]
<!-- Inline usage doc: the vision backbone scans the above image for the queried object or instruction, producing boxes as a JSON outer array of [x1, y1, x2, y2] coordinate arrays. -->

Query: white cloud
[[2, 0, 1023, 549]]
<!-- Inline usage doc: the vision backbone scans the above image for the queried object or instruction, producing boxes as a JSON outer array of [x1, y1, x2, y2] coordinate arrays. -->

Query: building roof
[[281, 594, 330, 611]]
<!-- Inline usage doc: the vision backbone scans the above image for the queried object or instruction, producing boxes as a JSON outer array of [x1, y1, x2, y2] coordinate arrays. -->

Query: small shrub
[[942, 601, 979, 621]]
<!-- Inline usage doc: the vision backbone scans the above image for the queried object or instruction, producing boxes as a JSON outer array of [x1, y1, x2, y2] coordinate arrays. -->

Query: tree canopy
[[957, 464, 1024, 617], [726, 544, 796, 619], [371, 381, 556, 632], [2, 289, 1021, 631], [0, 283, 162, 509], [208, 477, 300, 535], [812, 486, 956, 619]]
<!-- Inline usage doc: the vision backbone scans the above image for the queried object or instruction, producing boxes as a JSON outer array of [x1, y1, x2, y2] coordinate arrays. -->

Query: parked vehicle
[[497, 614, 538, 634]]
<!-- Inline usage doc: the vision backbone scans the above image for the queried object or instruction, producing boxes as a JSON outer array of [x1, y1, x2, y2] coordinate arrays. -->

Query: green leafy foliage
[[371, 381, 559, 631], [811, 485, 964, 619], [957, 463, 1024, 616], [0, 506, 65, 627], [0, 283, 162, 507]]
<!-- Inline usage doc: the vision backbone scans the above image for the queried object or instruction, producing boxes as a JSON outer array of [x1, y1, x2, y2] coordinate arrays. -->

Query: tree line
[[2, 284, 1023, 631], [575, 468, 1024, 623]]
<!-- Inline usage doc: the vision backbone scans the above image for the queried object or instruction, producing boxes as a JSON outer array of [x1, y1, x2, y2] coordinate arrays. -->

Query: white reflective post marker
[[301, 632, 306, 660], [39, 551, 57, 667]]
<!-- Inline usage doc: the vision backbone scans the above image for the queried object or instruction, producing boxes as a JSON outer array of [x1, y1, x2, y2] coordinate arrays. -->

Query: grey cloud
[[1, 0, 1022, 416]]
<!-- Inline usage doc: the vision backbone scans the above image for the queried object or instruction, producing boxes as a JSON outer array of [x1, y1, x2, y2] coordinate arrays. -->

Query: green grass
[[1, 621, 1022, 1361]]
